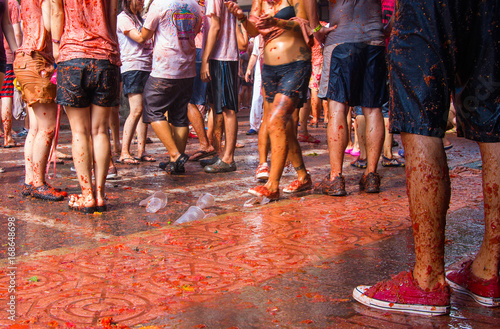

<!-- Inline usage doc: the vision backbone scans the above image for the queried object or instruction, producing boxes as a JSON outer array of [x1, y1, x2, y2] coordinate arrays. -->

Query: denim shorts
[[389, 0, 500, 142], [190, 48, 207, 105], [122, 70, 150, 96], [262, 60, 311, 108], [56, 58, 120, 108]]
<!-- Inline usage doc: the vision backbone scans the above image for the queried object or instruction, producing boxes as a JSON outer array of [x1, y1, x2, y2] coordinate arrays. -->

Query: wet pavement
[[0, 110, 498, 328]]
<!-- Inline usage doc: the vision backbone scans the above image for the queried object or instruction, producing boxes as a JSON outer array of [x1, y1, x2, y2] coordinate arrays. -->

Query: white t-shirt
[[117, 12, 153, 73], [144, 0, 203, 79], [203, 0, 239, 62]]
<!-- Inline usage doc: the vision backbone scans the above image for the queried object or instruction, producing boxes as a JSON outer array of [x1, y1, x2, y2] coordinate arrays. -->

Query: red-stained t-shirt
[[3, 0, 20, 64], [16, 0, 53, 63], [57, 0, 121, 66]]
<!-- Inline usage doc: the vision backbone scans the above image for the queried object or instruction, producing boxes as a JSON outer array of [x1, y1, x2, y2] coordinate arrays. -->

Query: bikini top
[[274, 0, 295, 20]]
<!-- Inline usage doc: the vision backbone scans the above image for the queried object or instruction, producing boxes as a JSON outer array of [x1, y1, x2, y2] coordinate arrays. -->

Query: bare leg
[[327, 100, 349, 177], [382, 117, 394, 158], [298, 98, 311, 137], [109, 105, 121, 155], [65, 106, 95, 207], [212, 108, 224, 156], [24, 106, 37, 184], [1, 97, 14, 146], [472, 142, 500, 279], [91, 105, 111, 207], [355, 115, 367, 160], [119, 93, 143, 162], [346, 107, 353, 149], [310, 89, 320, 126], [31, 103, 58, 187], [188, 102, 213, 153], [265, 94, 297, 192], [402, 133, 449, 290], [362, 107, 384, 175], [220, 108, 238, 164], [135, 121, 148, 158], [150, 120, 185, 162], [258, 99, 270, 165]]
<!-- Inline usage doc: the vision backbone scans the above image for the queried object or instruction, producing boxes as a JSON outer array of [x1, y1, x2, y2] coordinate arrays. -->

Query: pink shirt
[[57, 0, 121, 66], [144, 0, 202, 79], [16, 0, 53, 63], [3, 0, 20, 64], [117, 12, 153, 73], [203, 0, 238, 61]]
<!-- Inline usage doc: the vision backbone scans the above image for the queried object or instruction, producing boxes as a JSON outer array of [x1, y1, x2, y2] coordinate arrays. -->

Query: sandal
[[116, 157, 140, 165], [163, 153, 189, 175], [135, 155, 156, 162], [350, 158, 367, 169], [283, 175, 312, 193], [189, 149, 216, 161], [381, 156, 405, 167], [31, 183, 65, 201], [68, 194, 96, 214]]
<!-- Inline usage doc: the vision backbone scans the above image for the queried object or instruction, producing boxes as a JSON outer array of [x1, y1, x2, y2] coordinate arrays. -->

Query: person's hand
[[224, 1, 244, 19], [245, 70, 252, 83], [256, 14, 277, 29], [313, 25, 336, 44], [200, 60, 210, 82]]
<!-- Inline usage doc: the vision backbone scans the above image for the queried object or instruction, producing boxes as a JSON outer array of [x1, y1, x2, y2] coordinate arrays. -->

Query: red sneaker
[[248, 185, 279, 201], [446, 260, 500, 307], [353, 271, 450, 316], [283, 175, 312, 193], [255, 162, 270, 181]]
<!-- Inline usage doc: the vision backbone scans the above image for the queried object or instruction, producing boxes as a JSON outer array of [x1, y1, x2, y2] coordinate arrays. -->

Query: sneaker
[[381, 156, 405, 167], [446, 260, 500, 307], [255, 162, 270, 181], [283, 175, 312, 193], [282, 162, 294, 176], [21, 183, 33, 197], [350, 158, 367, 169], [107, 166, 119, 180], [15, 128, 29, 138], [359, 172, 381, 193], [314, 174, 346, 196], [248, 185, 279, 201], [246, 129, 258, 135], [353, 271, 450, 316]]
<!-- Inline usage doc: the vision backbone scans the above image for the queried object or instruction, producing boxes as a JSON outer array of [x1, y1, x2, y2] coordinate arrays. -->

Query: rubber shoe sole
[[353, 286, 450, 316], [446, 271, 500, 307]]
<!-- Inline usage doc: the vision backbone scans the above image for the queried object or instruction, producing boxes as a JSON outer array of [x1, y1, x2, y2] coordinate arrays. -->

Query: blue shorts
[[262, 60, 311, 108], [190, 48, 207, 105], [326, 43, 387, 108], [389, 0, 500, 142], [122, 70, 150, 96], [56, 59, 120, 108]]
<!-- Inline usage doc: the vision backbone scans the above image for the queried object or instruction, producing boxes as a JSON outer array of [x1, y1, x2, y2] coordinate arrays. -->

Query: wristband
[[313, 24, 322, 33], [238, 15, 247, 23], [52, 38, 60, 44]]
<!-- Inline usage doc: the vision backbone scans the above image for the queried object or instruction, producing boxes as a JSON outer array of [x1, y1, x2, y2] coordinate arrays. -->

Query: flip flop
[[444, 144, 453, 150], [135, 155, 156, 162], [298, 134, 320, 144], [116, 157, 140, 165], [189, 149, 216, 161]]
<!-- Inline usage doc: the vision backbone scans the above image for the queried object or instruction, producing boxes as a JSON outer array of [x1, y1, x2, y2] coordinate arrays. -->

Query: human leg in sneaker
[[355, 1, 500, 315]]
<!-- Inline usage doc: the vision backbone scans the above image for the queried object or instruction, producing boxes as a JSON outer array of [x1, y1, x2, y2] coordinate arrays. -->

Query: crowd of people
[[0, 0, 498, 317]]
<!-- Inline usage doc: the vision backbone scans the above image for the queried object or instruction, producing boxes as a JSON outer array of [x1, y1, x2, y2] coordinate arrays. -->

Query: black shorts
[[326, 43, 387, 108], [143, 76, 194, 127], [262, 60, 311, 108], [122, 70, 150, 96], [388, 0, 500, 142], [0, 60, 6, 74], [56, 59, 120, 108], [206, 59, 238, 114]]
